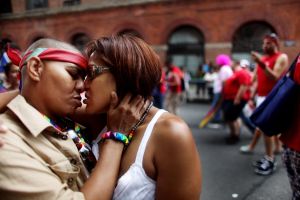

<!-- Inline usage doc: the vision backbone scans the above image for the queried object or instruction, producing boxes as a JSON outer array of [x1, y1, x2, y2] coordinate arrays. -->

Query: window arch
[[232, 21, 276, 61], [167, 25, 204, 75], [71, 33, 91, 52]]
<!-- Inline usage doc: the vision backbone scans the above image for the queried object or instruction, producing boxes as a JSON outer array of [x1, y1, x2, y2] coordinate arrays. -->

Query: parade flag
[[0, 52, 11, 73], [199, 95, 223, 128]]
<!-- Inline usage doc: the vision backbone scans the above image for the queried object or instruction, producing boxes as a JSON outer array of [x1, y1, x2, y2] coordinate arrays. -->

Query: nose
[[76, 78, 85, 93]]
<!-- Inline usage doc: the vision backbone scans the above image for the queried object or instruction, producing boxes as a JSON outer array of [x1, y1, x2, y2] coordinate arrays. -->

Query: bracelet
[[100, 131, 129, 145]]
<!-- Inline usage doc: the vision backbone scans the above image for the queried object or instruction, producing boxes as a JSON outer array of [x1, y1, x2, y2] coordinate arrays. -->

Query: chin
[[85, 105, 95, 115], [86, 105, 107, 115]]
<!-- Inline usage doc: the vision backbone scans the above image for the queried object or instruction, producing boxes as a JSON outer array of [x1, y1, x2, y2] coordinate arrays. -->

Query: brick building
[[0, 0, 299, 74]]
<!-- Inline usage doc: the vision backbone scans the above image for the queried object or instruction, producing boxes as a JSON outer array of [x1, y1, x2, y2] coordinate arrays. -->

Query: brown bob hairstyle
[[85, 34, 162, 99]]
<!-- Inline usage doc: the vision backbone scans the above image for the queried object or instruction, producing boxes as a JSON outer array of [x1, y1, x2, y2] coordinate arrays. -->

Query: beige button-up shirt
[[0, 95, 89, 200]]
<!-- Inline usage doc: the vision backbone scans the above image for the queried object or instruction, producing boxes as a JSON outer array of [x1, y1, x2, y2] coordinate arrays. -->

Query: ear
[[26, 57, 43, 82]]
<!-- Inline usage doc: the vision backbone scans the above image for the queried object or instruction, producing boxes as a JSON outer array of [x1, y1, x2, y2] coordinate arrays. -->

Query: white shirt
[[213, 65, 233, 93]]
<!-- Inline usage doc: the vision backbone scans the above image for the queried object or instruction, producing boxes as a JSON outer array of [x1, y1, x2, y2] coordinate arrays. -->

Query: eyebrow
[[66, 65, 86, 76]]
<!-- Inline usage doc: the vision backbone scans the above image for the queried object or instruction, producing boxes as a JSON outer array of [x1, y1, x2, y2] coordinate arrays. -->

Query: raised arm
[[81, 92, 150, 200], [265, 54, 288, 80], [252, 51, 289, 81]]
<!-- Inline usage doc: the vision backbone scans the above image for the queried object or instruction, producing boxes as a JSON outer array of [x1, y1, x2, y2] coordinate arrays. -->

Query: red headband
[[6, 44, 22, 66], [7, 46, 88, 69]]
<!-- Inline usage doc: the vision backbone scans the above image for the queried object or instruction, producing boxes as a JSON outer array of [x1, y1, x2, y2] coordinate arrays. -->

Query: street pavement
[[177, 101, 292, 200]]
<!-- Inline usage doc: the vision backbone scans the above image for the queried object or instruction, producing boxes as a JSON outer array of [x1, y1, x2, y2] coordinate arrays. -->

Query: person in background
[[181, 66, 192, 103], [165, 58, 183, 115], [152, 69, 167, 109], [238, 59, 256, 135], [222, 60, 252, 144], [204, 64, 218, 103], [212, 54, 233, 123], [242, 33, 289, 175], [280, 54, 300, 200], [2, 62, 19, 91], [0, 44, 21, 92], [195, 64, 206, 99]]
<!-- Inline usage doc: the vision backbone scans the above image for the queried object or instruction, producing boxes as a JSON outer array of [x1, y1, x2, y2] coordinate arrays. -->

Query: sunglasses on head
[[86, 65, 110, 80]]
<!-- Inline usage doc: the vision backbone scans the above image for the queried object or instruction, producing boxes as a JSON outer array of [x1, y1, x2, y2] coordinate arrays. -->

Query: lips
[[74, 95, 82, 107], [83, 93, 89, 104]]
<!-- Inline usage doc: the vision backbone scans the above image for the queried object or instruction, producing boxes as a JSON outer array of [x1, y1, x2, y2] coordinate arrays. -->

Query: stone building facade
[[1, 0, 299, 74]]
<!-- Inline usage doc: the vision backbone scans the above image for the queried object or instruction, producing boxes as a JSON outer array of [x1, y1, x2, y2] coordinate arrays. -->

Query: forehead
[[263, 38, 274, 44], [45, 60, 82, 72]]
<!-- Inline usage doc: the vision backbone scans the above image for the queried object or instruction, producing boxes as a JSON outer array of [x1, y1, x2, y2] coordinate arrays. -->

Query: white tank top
[[112, 109, 166, 200]]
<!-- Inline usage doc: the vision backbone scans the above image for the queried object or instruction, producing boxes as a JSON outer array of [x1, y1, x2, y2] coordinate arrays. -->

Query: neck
[[21, 87, 58, 121]]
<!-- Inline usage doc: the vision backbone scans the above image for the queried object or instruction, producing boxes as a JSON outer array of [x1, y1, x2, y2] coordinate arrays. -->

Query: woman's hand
[[106, 92, 150, 134]]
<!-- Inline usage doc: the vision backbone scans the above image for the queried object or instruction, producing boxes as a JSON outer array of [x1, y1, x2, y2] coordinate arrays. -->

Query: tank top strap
[[135, 109, 166, 164]]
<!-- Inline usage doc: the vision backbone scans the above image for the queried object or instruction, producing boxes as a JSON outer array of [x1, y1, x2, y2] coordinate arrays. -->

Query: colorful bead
[[42, 114, 96, 171], [128, 101, 153, 142], [101, 131, 129, 145]]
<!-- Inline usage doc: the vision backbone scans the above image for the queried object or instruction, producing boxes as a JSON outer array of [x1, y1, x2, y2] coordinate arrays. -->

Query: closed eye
[[67, 67, 86, 80]]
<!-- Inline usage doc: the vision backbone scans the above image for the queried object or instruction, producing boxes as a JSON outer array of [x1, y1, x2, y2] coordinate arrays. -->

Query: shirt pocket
[[49, 159, 80, 191]]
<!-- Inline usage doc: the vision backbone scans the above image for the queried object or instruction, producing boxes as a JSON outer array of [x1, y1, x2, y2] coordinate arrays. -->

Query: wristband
[[100, 131, 129, 145]]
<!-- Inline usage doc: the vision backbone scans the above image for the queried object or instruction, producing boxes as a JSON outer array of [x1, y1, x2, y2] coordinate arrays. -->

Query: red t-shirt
[[280, 55, 300, 151], [159, 71, 167, 94], [168, 66, 182, 93], [257, 52, 281, 96], [223, 68, 251, 100]]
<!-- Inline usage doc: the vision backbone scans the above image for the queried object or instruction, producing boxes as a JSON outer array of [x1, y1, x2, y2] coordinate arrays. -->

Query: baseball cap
[[240, 59, 250, 68]]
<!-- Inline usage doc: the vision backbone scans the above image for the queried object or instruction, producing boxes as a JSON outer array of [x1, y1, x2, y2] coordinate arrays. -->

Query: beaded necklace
[[128, 101, 153, 141], [43, 115, 96, 172]]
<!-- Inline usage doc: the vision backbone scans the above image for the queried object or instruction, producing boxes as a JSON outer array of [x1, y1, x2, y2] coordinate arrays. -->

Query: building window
[[71, 33, 90, 52], [0, 1, 12, 14], [232, 21, 276, 61], [167, 25, 204, 75], [63, 0, 81, 6], [26, 0, 48, 10]]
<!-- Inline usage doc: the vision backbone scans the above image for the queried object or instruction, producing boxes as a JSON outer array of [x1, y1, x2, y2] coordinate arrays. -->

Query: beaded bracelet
[[100, 131, 129, 145]]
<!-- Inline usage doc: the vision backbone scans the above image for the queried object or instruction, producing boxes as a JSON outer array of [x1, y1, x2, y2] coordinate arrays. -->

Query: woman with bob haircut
[[83, 34, 202, 200]]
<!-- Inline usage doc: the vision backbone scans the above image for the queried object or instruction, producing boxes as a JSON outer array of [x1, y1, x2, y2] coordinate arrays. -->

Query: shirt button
[[61, 135, 68, 140], [67, 177, 74, 186], [70, 159, 77, 165]]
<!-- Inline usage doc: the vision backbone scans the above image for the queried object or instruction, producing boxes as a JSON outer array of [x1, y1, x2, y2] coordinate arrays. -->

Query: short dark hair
[[264, 33, 279, 48], [85, 34, 162, 99]]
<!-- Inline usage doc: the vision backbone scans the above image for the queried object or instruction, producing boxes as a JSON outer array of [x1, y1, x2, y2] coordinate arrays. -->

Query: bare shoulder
[[153, 112, 194, 148], [279, 53, 288, 59], [277, 53, 288, 64]]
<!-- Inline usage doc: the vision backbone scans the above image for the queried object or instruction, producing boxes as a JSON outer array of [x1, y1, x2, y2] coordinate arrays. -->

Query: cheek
[[90, 75, 116, 112]]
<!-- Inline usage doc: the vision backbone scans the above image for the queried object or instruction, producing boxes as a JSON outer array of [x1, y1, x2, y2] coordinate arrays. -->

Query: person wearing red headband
[[240, 33, 289, 176], [0, 38, 148, 200]]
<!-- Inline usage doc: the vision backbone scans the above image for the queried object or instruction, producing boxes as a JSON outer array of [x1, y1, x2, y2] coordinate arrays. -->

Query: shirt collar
[[7, 95, 58, 137]]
